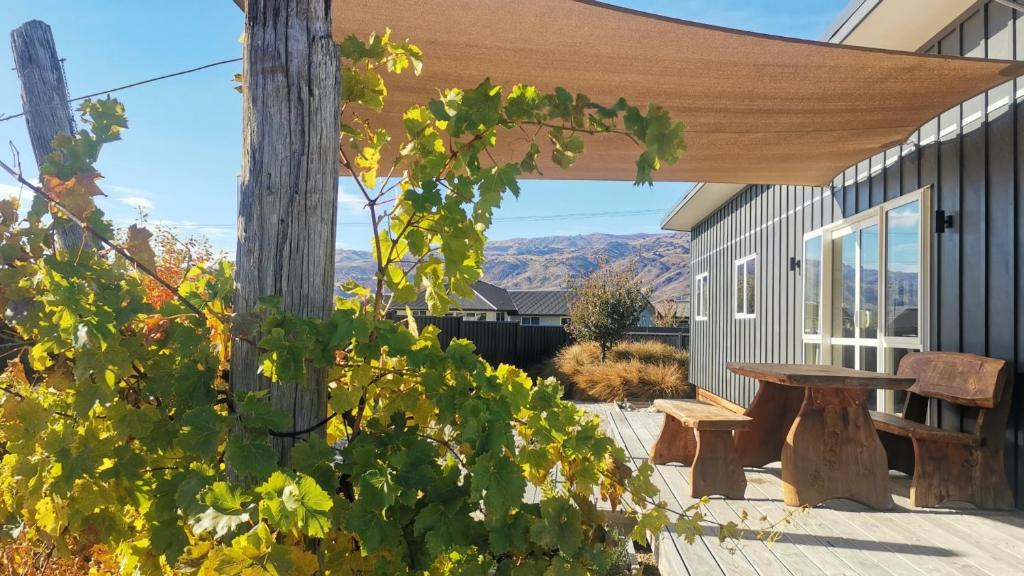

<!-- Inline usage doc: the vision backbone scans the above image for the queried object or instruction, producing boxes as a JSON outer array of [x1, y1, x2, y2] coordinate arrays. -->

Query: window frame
[[521, 316, 540, 326], [694, 272, 709, 321], [799, 186, 931, 412], [733, 254, 757, 319], [802, 231, 823, 341]]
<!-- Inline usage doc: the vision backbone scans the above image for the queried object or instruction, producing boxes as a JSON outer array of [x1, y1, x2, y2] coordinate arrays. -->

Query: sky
[[0, 0, 848, 254]]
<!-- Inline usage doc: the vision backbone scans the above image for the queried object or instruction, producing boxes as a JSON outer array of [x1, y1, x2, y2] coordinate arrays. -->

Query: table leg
[[781, 388, 893, 510], [733, 381, 803, 467]]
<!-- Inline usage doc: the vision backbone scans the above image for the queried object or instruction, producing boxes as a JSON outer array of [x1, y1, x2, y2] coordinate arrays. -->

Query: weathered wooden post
[[10, 20, 87, 252], [232, 0, 341, 465]]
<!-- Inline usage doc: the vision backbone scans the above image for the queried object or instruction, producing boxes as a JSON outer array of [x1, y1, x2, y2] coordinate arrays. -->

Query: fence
[[396, 315, 688, 366], [409, 316, 572, 367], [624, 324, 689, 350]]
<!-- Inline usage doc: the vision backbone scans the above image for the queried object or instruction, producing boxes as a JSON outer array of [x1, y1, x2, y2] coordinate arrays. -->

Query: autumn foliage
[[0, 31, 737, 576]]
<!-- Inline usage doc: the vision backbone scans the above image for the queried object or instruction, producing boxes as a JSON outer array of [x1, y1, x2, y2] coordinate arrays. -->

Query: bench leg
[[650, 415, 697, 465], [690, 429, 746, 499], [910, 439, 1015, 510]]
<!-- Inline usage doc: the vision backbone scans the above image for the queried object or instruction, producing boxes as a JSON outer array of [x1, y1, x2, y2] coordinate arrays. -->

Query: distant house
[[397, 281, 655, 327], [397, 280, 517, 321], [508, 290, 572, 326]]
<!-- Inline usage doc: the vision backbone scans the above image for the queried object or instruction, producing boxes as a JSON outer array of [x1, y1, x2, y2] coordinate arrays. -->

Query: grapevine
[[0, 29, 776, 576]]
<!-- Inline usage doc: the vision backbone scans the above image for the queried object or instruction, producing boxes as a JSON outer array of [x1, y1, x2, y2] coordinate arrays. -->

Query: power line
[[0, 57, 242, 123], [150, 208, 667, 230]]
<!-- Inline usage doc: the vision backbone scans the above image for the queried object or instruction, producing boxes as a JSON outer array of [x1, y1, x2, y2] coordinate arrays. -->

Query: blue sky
[[0, 1, 847, 254]]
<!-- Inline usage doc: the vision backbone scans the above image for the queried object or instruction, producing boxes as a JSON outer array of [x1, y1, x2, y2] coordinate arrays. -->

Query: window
[[560, 317, 570, 326], [885, 200, 920, 338], [496, 311, 506, 322], [694, 273, 709, 321], [734, 254, 756, 319], [521, 316, 540, 326], [799, 186, 930, 414], [803, 235, 822, 335]]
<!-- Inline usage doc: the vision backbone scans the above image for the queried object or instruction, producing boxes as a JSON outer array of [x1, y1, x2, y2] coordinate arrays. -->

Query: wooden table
[[727, 363, 915, 510]]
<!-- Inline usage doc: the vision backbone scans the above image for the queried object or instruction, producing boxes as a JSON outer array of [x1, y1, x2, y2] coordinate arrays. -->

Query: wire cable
[[147, 208, 668, 230], [0, 57, 242, 123]]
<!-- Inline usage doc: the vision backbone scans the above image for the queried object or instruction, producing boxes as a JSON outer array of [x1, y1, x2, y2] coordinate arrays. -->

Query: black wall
[[689, 1, 1024, 508]]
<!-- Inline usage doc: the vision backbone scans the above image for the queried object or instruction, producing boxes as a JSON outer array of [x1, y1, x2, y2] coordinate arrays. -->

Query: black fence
[[408, 316, 572, 367], [624, 324, 689, 350]]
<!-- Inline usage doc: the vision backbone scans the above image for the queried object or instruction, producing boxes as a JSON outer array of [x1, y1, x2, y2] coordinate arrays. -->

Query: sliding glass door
[[828, 218, 880, 375], [802, 188, 929, 413]]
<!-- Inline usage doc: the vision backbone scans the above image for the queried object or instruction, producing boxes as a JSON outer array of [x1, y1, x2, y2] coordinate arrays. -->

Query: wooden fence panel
[[462, 320, 519, 366], [400, 316, 685, 366], [414, 315, 463, 349], [517, 325, 572, 367]]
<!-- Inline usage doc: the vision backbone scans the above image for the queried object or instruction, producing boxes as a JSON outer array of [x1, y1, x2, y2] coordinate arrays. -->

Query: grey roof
[[508, 290, 572, 316], [405, 280, 518, 312]]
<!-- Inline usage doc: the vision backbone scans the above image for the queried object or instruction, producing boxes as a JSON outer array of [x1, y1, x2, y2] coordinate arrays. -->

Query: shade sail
[[333, 0, 1024, 186]]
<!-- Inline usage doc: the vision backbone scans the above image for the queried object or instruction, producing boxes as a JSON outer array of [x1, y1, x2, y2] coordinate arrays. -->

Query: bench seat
[[650, 399, 750, 499], [653, 399, 751, 431], [870, 411, 978, 446], [872, 352, 1014, 509]]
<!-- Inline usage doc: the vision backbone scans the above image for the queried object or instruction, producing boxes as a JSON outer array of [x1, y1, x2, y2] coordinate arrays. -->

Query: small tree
[[567, 261, 652, 361]]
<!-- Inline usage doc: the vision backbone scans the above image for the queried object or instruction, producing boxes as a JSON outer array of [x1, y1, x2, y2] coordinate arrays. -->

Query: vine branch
[[0, 157, 208, 319]]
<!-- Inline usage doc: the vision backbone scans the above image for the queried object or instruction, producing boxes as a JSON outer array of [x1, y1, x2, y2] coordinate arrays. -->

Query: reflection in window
[[860, 226, 879, 339], [803, 236, 822, 335], [734, 255, 756, 318], [803, 342, 820, 364], [886, 201, 920, 338], [745, 257, 756, 315], [695, 273, 709, 320], [832, 234, 856, 338]]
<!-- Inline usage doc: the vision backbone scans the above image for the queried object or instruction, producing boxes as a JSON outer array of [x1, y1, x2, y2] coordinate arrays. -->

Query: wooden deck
[[581, 403, 1024, 576]]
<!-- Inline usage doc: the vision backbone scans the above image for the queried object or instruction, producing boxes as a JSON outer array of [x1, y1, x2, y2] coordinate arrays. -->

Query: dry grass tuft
[[553, 340, 690, 401]]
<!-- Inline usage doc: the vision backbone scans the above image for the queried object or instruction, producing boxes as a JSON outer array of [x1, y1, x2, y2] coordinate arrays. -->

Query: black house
[[663, 0, 1024, 509]]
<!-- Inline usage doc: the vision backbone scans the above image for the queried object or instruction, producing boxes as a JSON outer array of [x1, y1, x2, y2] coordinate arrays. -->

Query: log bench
[[871, 351, 1015, 509], [650, 399, 751, 499]]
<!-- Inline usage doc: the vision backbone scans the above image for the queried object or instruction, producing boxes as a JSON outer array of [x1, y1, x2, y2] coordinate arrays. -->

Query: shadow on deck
[[580, 403, 1024, 576]]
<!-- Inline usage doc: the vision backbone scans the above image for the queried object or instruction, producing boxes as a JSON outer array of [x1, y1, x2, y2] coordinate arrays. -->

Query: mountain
[[335, 232, 691, 303]]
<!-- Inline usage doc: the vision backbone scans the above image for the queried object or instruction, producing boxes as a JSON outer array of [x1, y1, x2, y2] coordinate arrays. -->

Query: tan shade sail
[[333, 0, 1024, 186]]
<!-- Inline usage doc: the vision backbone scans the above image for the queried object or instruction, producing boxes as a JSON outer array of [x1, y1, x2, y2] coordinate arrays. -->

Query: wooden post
[[10, 20, 87, 252], [232, 0, 341, 465]]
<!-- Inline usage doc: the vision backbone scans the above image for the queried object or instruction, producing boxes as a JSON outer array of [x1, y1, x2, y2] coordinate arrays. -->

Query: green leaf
[[179, 406, 225, 458], [225, 436, 278, 481], [257, 471, 334, 537], [529, 497, 585, 556], [236, 391, 291, 433]]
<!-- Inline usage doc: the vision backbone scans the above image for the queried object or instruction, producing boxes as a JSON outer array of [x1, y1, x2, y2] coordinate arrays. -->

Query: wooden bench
[[650, 399, 751, 499], [871, 351, 1015, 509]]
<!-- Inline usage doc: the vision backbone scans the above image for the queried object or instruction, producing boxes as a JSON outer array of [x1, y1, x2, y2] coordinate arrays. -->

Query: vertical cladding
[[685, 1, 1024, 508]]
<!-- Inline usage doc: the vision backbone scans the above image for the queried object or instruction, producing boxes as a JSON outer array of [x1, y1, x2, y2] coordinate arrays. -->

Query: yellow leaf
[[42, 170, 105, 220], [126, 224, 157, 270]]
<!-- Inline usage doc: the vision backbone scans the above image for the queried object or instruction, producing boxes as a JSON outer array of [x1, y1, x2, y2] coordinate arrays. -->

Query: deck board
[[578, 404, 1024, 576]]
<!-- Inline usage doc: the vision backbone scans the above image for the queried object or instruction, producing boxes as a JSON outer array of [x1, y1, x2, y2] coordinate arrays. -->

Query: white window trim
[[802, 231, 823, 342], [734, 254, 757, 319], [694, 272, 709, 321]]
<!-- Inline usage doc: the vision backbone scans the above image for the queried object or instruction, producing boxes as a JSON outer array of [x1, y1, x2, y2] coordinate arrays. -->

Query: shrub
[[566, 261, 652, 361], [609, 340, 688, 372], [554, 341, 691, 401]]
